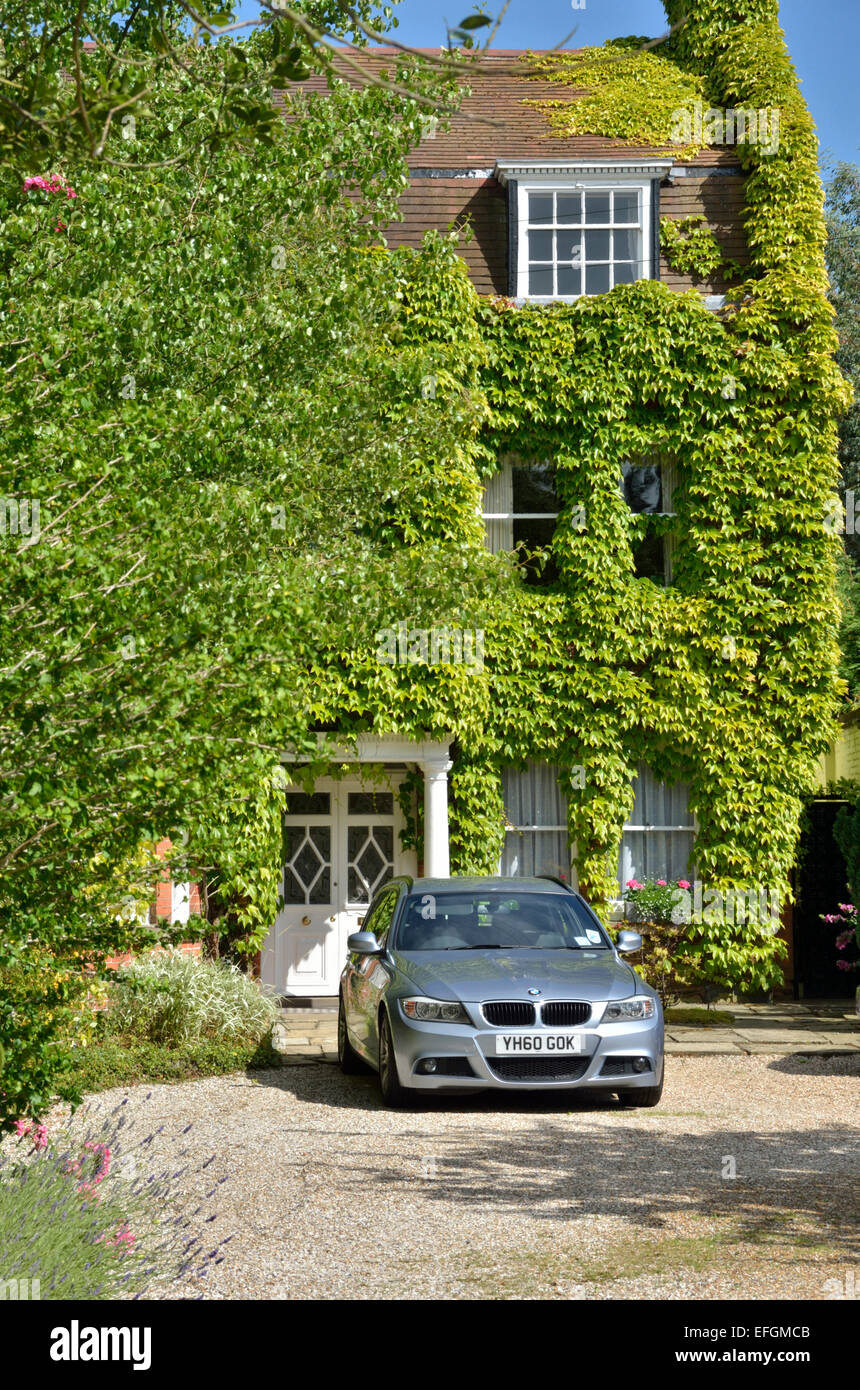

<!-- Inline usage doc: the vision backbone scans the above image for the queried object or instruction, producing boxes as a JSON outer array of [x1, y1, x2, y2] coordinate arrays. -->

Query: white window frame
[[481, 454, 560, 554], [495, 162, 672, 304]]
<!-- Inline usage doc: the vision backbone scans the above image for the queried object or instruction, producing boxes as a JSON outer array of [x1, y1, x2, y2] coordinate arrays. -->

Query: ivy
[[304, 2, 849, 996], [660, 215, 740, 281], [519, 39, 706, 157]]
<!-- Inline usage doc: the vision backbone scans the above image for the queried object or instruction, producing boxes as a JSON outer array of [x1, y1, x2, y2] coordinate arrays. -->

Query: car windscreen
[[393, 891, 610, 952]]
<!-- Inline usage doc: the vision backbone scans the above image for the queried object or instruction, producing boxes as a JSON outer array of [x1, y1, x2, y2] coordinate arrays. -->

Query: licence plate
[[492, 1030, 584, 1055]]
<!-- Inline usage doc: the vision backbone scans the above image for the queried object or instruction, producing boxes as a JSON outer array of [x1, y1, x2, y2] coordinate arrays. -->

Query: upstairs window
[[514, 178, 656, 301], [482, 454, 559, 585]]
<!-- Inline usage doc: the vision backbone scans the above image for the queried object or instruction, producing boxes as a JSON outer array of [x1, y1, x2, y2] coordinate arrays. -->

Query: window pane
[[585, 229, 610, 262], [613, 263, 637, 285], [556, 192, 581, 224], [618, 763, 694, 890], [501, 762, 570, 876], [613, 228, 639, 262], [528, 193, 553, 225], [347, 792, 394, 815], [513, 517, 558, 584], [284, 825, 331, 904], [512, 462, 558, 514], [557, 265, 581, 296], [585, 262, 610, 295], [632, 531, 665, 582], [613, 191, 639, 223], [528, 228, 553, 261], [285, 792, 330, 815], [556, 230, 581, 263], [529, 265, 553, 296], [585, 192, 611, 224], [623, 462, 662, 513]]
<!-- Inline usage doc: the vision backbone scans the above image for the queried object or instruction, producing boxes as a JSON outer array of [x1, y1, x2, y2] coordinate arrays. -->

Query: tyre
[[617, 1074, 664, 1108], [378, 1010, 411, 1108], [337, 993, 366, 1074]]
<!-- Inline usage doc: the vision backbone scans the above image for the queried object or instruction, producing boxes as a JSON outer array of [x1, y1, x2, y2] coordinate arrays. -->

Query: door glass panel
[[284, 824, 331, 904], [285, 792, 331, 814], [348, 825, 394, 904], [347, 792, 394, 815]]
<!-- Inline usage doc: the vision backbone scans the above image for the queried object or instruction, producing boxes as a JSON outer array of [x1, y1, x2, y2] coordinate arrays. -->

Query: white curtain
[[500, 761, 571, 880], [619, 762, 694, 886], [482, 462, 513, 553]]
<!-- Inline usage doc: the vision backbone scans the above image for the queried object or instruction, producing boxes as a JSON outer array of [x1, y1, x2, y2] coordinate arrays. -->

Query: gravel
[[50, 1054, 860, 1300]]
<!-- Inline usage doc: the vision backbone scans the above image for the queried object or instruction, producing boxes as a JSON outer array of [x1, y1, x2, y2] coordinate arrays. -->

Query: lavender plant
[[0, 1095, 231, 1299]]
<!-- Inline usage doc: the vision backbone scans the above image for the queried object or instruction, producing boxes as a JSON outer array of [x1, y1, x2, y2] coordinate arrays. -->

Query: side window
[[363, 888, 398, 946]]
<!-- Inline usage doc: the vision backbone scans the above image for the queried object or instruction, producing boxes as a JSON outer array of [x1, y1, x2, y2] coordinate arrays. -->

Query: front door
[[262, 774, 415, 996]]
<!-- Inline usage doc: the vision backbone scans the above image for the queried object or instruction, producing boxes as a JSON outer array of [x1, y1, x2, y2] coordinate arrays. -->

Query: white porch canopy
[[281, 734, 453, 878]]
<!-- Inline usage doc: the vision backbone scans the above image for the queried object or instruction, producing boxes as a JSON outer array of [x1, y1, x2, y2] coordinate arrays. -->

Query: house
[[253, 13, 843, 1000]]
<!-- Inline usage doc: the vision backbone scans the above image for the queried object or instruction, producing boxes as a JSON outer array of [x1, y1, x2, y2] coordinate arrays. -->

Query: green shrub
[[103, 949, 279, 1047], [64, 1037, 281, 1093]]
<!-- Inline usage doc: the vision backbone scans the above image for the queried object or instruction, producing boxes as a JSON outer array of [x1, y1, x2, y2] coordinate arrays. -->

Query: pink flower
[[677, 879, 691, 890], [836, 960, 853, 971], [14, 1119, 31, 1138], [656, 879, 667, 887]]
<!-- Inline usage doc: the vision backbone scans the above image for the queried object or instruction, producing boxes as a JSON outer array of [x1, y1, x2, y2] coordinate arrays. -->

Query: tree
[[0, 17, 502, 1125]]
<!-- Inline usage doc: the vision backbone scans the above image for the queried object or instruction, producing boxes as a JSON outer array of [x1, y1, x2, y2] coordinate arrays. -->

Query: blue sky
[[238, 1, 859, 171]]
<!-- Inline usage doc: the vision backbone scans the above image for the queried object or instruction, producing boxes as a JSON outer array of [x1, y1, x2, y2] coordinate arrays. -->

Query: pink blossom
[[836, 960, 853, 971], [656, 879, 667, 887], [677, 879, 691, 890]]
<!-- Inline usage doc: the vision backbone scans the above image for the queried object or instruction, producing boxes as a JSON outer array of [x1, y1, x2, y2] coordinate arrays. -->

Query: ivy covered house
[[260, 3, 849, 999]]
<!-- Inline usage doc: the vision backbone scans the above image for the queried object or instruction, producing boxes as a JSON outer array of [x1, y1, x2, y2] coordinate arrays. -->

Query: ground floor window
[[500, 761, 571, 880], [618, 762, 695, 886]]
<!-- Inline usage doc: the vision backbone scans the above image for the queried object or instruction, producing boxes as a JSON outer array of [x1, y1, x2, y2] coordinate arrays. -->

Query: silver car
[[338, 876, 664, 1108]]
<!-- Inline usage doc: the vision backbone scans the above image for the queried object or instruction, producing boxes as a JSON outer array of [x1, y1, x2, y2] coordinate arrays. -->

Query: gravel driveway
[[66, 1055, 860, 1300]]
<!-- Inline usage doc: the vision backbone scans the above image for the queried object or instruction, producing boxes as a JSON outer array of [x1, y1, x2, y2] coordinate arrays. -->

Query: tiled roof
[[296, 48, 736, 170]]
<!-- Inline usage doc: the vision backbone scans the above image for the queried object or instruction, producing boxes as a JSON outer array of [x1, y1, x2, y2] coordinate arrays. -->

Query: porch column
[[422, 755, 453, 878]]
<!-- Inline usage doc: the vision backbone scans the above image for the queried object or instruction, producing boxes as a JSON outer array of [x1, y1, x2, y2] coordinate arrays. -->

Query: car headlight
[[402, 997, 469, 1023], [600, 997, 655, 1022]]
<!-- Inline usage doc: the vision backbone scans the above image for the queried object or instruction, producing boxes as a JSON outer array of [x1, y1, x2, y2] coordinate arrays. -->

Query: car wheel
[[617, 1075, 664, 1108], [378, 1010, 411, 1108], [338, 993, 366, 1074]]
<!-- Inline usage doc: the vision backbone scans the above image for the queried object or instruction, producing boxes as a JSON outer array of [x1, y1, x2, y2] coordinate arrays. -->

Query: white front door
[[262, 774, 416, 996]]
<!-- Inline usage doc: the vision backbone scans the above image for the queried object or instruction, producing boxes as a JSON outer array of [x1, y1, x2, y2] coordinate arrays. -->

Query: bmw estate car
[[338, 876, 664, 1108]]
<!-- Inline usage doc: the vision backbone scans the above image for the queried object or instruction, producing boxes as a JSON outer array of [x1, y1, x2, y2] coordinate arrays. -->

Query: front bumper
[[388, 1001, 664, 1092]]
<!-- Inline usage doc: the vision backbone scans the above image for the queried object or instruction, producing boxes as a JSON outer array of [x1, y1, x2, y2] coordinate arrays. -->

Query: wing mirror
[[347, 931, 383, 956], [616, 930, 642, 954]]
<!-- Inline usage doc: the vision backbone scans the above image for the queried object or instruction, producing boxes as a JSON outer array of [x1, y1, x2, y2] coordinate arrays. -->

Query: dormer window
[[495, 162, 669, 303], [525, 188, 643, 298]]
